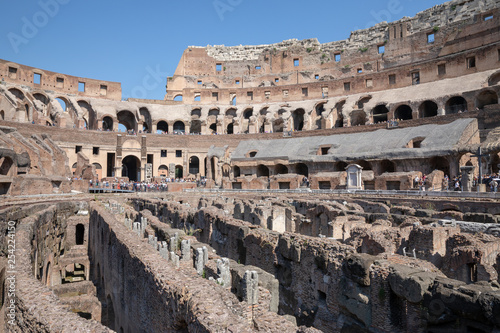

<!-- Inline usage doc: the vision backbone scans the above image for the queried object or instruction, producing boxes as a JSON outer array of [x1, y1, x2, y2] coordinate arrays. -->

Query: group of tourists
[[89, 177, 207, 192]]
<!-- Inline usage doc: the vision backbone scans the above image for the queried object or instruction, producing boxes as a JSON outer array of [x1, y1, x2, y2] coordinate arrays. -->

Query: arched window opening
[[275, 164, 288, 175], [156, 121, 168, 134], [292, 109, 305, 131], [394, 105, 413, 120], [380, 160, 396, 174], [227, 123, 234, 134], [372, 105, 389, 123], [350, 110, 366, 126], [233, 166, 241, 178], [476, 90, 498, 109], [419, 101, 438, 118], [445, 96, 467, 114], [173, 95, 183, 102], [257, 165, 270, 177], [334, 161, 348, 171], [173, 121, 185, 134], [102, 116, 113, 131], [296, 163, 309, 177]]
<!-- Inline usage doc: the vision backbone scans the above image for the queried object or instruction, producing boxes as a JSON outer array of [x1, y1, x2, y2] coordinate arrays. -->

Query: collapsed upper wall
[[0, 59, 122, 101]]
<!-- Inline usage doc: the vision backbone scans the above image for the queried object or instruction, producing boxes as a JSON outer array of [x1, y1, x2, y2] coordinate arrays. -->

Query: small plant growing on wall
[[433, 26, 440, 32], [359, 47, 368, 53], [307, 47, 313, 53]]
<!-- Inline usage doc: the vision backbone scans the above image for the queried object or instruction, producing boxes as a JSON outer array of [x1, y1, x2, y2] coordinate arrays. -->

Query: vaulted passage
[[122, 155, 140, 181]]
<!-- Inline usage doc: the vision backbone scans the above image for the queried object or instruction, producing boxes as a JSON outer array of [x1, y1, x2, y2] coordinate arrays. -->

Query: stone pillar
[[217, 258, 231, 288], [460, 166, 475, 192], [195, 247, 208, 275], [159, 242, 169, 259], [170, 252, 180, 268], [169, 237, 176, 252], [242, 271, 259, 305], [181, 239, 191, 261], [148, 235, 158, 250]]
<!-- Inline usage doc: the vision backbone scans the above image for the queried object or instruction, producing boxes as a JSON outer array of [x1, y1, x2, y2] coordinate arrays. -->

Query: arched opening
[[222, 164, 231, 178], [491, 153, 500, 174], [257, 165, 270, 177], [488, 72, 500, 86], [430, 156, 450, 176], [259, 108, 268, 116], [476, 90, 498, 109], [93, 163, 103, 181], [209, 109, 220, 117], [117, 110, 137, 132], [33, 93, 48, 105], [190, 120, 201, 134], [121, 155, 140, 181], [189, 156, 200, 175], [380, 160, 396, 174], [273, 118, 284, 133], [173, 95, 183, 102], [275, 164, 289, 175], [9, 88, 25, 101], [173, 121, 185, 134], [158, 165, 168, 177], [78, 101, 97, 130], [191, 108, 201, 118], [55, 98, 67, 112], [102, 116, 113, 131], [0, 157, 14, 176], [233, 166, 241, 178], [350, 110, 366, 126], [0, 110, 4, 120], [292, 109, 305, 131], [372, 105, 389, 123], [394, 105, 413, 120], [226, 108, 237, 118], [243, 108, 253, 119], [209, 123, 217, 134], [355, 160, 372, 170], [105, 295, 116, 330], [75, 224, 85, 245], [24, 104, 30, 122], [156, 121, 168, 134], [316, 103, 326, 117], [419, 101, 438, 118], [334, 161, 348, 171], [175, 165, 183, 178], [296, 163, 309, 177], [357, 96, 372, 109], [445, 96, 467, 114], [227, 123, 234, 134], [231, 96, 236, 106], [210, 157, 216, 180], [139, 107, 152, 133]]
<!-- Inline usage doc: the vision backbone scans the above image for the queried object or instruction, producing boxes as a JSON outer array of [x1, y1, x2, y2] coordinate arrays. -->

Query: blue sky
[[1, 0, 441, 100]]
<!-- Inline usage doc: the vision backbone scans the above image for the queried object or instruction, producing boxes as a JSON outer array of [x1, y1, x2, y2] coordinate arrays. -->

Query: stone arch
[[292, 109, 305, 131], [78, 100, 97, 130], [355, 160, 372, 170], [394, 104, 413, 120], [139, 107, 152, 132], [101, 115, 114, 131], [488, 71, 500, 86], [0, 156, 14, 176], [33, 92, 49, 105], [175, 165, 183, 178], [173, 94, 183, 102], [296, 163, 309, 177], [475, 90, 498, 109], [122, 155, 141, 181], [419, 100, 438, 118], [8, 88, 25, 101], [350, 110, 366, 126], [191, 108, 201, 118], [76, 223, 85, 245], [380, 160, 396, 174], [257, 165, 270, 177], [54, 97, 69, 112], [357, 95, 372, 109], [430, 156, 450, 176], [233, 165, 241, 178], [209, 123, 217, 133], [222, 164, 231, 178], [259, 107, 269, 116], [445, 96, 467, 114], [243, 108, 253, 119], [158, 164, 168, 177], [275, 164, 289, 175], [314, 102, 326, 129], [226, 108, 237, 118], [173, 120, 185, 133], [117, 110, 137, 132], [372, 104, 389, 123], [156, 120, 168, 134], [208, 108, 220, 117], [189, 156, 200, 175], [93, 163, 103, 181], [334, 161, 348, 171]]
